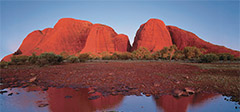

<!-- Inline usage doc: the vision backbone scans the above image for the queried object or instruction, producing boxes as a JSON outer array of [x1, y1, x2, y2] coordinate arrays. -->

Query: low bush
[[10, 55, 29, 65], [28, 53, 38, 64], [118, 52, 132, 60], [217, 53, 234, 61], [0, 61, 9, 68], [199, 53, 219, 63], [152, 50, 162, 60], [234, 57, 240, 61], [110, 52, 132, 60], [100, 52, 112, 60], [110, 53, 119, 60], [172, 50, 185, 60], [183, 46, 202, 59], [78, 53, 90, 62], [67, 55, 79, 63], [132, 47, 152, 60], [102, 55, 112, 60], [60, 51, 70, 60], [37, 52, 63, 66]]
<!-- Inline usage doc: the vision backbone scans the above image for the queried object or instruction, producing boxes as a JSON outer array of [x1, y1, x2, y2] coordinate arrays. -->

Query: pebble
[[38, 104, 49, 107], [8, 93, 13, 96], [88, 95, 100, 100], [65, 95, 72, 98], [145, 94, 151, 97], [88, 89, 96, 94]]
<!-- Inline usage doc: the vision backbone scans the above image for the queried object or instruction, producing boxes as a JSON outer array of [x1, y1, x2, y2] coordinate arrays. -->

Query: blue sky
[[0, 1, 239, 59]]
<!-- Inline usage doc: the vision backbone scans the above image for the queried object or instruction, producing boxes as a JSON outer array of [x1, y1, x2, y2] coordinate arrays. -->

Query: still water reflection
[[0, 87, 239, 112]]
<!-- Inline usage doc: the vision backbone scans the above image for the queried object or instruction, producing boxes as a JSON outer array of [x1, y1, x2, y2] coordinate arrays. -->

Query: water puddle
[[0, 87, 239, 112]]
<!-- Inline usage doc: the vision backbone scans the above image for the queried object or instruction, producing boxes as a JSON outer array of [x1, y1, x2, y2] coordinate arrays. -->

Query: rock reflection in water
[[154, 94, 218, 112], [1, 87, 239, 112], [47, 87, 124, 112]]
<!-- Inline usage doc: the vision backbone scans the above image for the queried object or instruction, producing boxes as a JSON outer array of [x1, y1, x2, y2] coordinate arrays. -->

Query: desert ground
[[1, 60, 239, 103]]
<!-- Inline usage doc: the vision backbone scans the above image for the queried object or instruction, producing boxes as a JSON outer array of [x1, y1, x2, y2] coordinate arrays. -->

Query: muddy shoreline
[[1, 61, 239, 101]]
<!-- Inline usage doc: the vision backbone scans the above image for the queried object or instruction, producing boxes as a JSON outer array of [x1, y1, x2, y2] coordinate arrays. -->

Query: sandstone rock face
[[81, 24, 131, 53], [81, 24, 117, 53], [114, 34, 131, 52], [132, 19, 173, 52], [2, 18, 131, 61], [2, 54, 13, 62], [167, 26, 240, 57], [36, 18, 93, 55]]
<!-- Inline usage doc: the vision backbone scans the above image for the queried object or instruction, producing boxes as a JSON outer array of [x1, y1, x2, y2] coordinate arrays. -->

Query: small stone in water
[[30, 73, 35, 76], [29, 76, 37, 82], [38, 104, 49, 107], [88, 95, 100, 100], [145, 94, 151, 97], [8, 93, 13, 96], [0, 90, 7, 94], [88, 89, 95, 94], [65, 95, 72, 98], [42, 87, 48, 91]]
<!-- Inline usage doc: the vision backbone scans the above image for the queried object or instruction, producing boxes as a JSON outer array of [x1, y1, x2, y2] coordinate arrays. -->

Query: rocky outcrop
[[36, 18, 93, 55], [167, 26, 240, 57], [132, 19, 173, 52], [2, 18, 131, 61], [114, 34, 131, 52], [2, 18, 239, 62], [81, 24, 131, 53]]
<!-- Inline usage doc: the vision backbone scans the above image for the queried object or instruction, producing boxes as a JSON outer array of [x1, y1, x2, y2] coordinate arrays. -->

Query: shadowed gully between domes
[[2, 18, 239, 62]]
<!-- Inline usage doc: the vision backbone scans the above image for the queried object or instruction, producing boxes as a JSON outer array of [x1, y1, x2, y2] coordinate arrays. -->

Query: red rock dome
[[132, 18, 173, 52], [81, 24, 131, 53], [167, 26, 240, 57], [2, 18, 131, 61]]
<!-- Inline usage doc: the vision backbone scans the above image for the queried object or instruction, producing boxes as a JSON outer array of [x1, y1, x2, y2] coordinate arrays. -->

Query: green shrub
[[60, 51, 70, 60], [118, 52, 132, 60], [111, 53, 119, 60], [234, 57, 240, 61], [183, 46, 202, 59], [102, 55, 112, 60], [37, 52, 63, 66], [152, 50, 162, 60], [110, 52, 132, 60], [100, 52, 112, 60], [152, 47, 169, 60], [88, 53, 100, 60], [132, 47, 152, 60], [168, 45, 178, 60], [173, 50, 184, 60], [11, 55, 29, 65], [152, 45, 177, 60], [78, 53, 90, 62], [67, 55, 79, 63], [28, 53, 38, 64], [217, 53, 234, 61], [0, 61, 9, 68], [199, 53, 219, 63]]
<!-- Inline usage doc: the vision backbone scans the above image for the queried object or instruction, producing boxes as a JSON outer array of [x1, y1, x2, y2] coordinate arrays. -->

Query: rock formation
[[167, 26, 240, 57], [132, 19, 173, 52], [2, 18, 239, 62], [80, 24, 131, 53], [2, 18, 131, 61], [114, 34, 131, 52]]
